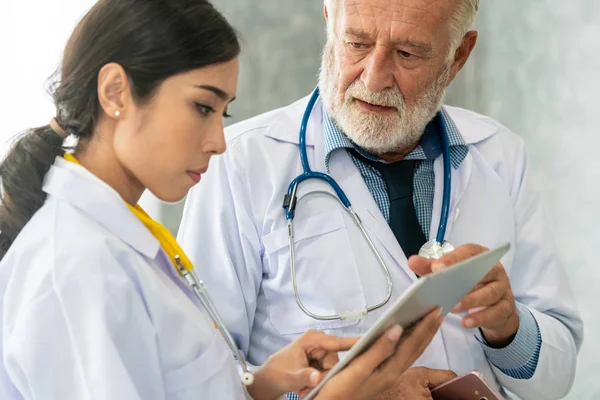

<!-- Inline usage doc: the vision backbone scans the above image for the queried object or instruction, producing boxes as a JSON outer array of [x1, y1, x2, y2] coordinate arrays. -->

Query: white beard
[[318, 41, 451, 155]]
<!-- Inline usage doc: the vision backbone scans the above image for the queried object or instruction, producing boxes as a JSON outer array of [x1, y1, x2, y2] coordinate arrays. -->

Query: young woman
[[0, 1, 443, 399]]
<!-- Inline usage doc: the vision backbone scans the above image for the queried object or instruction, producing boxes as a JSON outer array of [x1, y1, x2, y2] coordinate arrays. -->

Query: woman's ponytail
[[0, 126, 65, 260]]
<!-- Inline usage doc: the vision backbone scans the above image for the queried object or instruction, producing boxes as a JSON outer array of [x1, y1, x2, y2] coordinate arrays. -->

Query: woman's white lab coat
[[178, 96, 584, 400], [0, 158, 248, 399]]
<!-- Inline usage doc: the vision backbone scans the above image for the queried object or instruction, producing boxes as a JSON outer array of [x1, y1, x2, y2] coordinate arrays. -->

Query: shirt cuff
[[476, 302, 542, 379]]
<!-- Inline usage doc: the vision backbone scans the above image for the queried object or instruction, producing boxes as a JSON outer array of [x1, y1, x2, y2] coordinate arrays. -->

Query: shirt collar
[[323, 105, 468, 173]]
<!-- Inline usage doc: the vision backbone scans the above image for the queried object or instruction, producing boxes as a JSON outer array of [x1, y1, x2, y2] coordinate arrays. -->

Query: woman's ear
[[97, 62, 132, 119]]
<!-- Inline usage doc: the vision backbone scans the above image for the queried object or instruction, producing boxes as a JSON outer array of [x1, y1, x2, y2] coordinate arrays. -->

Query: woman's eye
[[195, 103, 215, 116]]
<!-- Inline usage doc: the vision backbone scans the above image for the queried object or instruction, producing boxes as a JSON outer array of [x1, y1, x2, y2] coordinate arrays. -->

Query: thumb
[[286, 367, 322, 391], [426, 369, 458, 388], [408, 255, 434, 276]]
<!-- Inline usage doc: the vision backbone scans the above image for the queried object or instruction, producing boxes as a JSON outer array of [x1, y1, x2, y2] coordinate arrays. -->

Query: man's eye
[[349, 42, 369, 49]]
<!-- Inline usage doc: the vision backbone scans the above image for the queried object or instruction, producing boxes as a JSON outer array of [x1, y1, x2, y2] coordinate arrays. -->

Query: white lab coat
[[0, 158, 248, 400], [179, 95, 583, 400]]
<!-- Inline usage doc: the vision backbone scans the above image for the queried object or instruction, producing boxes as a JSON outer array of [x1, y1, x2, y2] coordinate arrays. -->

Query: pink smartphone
[[431, 371, 504, 400]]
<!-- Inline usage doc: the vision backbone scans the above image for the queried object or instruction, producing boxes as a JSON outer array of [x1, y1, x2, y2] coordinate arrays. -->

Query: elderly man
[[178, 0, 583, 398]]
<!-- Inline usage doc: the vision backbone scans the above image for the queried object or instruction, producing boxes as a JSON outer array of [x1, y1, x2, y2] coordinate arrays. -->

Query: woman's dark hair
[[0, 0, 240, 260]]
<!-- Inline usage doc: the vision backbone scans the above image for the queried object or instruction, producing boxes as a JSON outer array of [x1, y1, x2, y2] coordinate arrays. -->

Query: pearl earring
[[114, 110, 121, 117]]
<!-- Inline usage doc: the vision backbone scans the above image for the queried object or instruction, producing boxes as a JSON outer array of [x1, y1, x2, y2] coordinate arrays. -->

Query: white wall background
[[1, 1, 597, 398], [0, 0, 162, 216], [0, 0, 93, 150], [446, 2, 600, 398]]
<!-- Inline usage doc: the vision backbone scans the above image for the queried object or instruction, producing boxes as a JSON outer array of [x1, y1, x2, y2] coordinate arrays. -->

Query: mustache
[[345, 82, 405, 110]]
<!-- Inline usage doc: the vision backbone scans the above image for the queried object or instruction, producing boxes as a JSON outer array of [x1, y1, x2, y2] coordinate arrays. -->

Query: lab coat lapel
[[44, 158, 215, 315], [263, 94, 318, 147], [327, 148, 419, 283], [43, 157, 160, 259]]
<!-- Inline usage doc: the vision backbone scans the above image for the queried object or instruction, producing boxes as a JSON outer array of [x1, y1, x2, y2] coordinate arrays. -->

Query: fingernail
[[432, 263, 447, 272], [451, 303, 462, 313], [309, 370, 320, 385], [387, 325, 403, 341], [435, 308, 443, 318], [464, 318, 474, 328]]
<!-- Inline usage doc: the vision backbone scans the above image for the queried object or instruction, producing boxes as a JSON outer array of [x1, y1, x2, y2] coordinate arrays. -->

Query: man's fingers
[[462, 298, 516, 329], [408, 257, 449, 277], [452, 280, 506, 312], [431, 261, 449, 273], [477, 263, 504, 285], [409, 244, 496, 279], [410, 244, 490, 278], [425, 368, 458, 388], [408, 255, 435, 276], [438, 243, 488, 266]]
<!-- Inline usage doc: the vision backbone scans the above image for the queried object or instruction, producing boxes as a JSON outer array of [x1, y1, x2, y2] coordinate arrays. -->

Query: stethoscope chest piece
[[418, 240, 455, 260]]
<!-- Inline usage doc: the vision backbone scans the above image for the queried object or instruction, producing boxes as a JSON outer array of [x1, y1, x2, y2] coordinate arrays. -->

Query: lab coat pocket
[[262, 209, 367, 335], [163, 330, 235, 399]]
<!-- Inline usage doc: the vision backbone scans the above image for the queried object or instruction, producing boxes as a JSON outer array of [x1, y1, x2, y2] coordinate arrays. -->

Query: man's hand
[[374, 367, 457, 399], [409, 243, 519, 347]]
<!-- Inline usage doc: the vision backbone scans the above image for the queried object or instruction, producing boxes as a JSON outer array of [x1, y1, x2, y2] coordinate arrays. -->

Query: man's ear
[[447, 30, 478, 83]]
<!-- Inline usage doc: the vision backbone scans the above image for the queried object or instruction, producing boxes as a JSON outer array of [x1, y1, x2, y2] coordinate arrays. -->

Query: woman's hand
[[248, 330, 359, 400], [316, 308, 444, 400], [248, 308, 443, 400]]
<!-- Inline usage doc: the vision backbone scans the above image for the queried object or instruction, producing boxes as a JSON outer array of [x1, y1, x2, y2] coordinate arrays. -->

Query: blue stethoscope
[[282, 87, 455, 322]]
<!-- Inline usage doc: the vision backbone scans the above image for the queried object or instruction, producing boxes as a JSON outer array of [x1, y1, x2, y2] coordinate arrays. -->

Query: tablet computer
[[303, 242, 511, 400]]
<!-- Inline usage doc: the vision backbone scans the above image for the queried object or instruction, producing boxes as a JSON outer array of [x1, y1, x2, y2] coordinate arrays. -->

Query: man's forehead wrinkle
[[343, 0, 439, 30], [423, 0, 450, 13], [343, 0, 439, 14], [422, 0, 450, 24]]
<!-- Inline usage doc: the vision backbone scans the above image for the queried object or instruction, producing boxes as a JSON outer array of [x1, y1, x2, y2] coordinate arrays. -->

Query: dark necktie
[[350, 149, 427, 258]]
